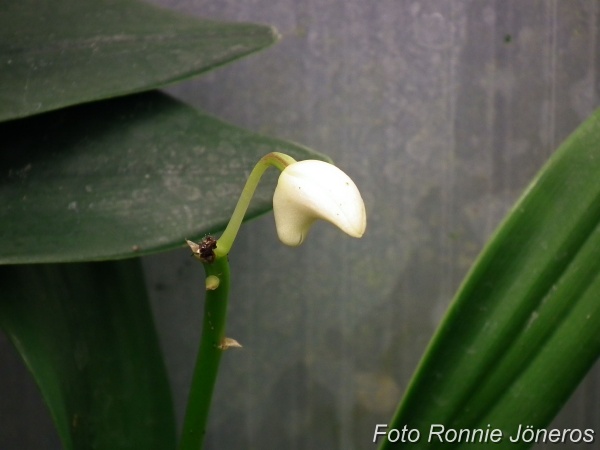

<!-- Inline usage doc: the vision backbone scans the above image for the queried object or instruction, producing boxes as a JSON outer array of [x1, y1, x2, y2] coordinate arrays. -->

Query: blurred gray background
[[1, 0, 599, 449]]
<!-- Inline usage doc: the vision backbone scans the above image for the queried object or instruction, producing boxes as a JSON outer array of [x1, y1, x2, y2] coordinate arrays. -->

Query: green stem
[[215, 152, 296, 257], [179, 152, 297, 449], [179, 255, 230, 450]]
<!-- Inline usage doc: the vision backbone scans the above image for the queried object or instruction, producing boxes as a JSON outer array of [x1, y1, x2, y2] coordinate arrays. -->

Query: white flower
[[273, 160, 366, 246]]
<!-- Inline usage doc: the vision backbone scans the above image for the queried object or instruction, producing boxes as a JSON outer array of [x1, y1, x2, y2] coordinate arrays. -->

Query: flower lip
[[273, 160, 366, 246]]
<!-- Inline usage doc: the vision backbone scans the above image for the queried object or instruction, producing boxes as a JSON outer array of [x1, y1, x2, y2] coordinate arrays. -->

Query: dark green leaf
[[0, 91, 328, 264], [381, 109, 600, 449], [0, 260, 176, 450], [0, 0, 278, 121]]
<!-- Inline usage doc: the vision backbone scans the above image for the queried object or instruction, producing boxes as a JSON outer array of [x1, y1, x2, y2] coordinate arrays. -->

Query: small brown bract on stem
[[186, 236, 218, 264]]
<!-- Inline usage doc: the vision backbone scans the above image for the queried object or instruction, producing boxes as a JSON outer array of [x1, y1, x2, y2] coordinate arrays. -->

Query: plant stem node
[[205, 275, 220, 290], [186, 236, 218, 263]]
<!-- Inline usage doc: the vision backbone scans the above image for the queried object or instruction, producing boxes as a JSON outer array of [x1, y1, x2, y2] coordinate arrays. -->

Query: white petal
[[273, 160, 366, 246]]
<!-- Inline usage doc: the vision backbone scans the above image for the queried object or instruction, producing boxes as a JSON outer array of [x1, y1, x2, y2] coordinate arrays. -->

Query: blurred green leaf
[[0, 0, 278, 121], [381, 109, 600, 449], [0, 91, 327, 264], [0, 259, 176, 450]]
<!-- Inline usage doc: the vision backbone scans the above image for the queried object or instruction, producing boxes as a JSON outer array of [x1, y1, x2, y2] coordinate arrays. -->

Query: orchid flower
[[208, 152, 366, 258], [273, 160, 366, 246]]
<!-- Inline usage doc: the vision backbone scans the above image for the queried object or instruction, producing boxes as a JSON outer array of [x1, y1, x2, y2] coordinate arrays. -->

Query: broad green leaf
[[0, 91, 328, 264], [0, 0, 278, 122], [381, 109, 600, 449], [0, 259, 176, 450]]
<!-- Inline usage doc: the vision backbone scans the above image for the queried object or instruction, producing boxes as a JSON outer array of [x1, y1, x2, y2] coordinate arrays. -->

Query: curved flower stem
[[179, 254, 230, 450], [215, 152, 296, 258]]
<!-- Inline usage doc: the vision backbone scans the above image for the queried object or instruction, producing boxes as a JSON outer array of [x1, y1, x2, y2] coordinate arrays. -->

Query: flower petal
[[273, 160, 366, 246]]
